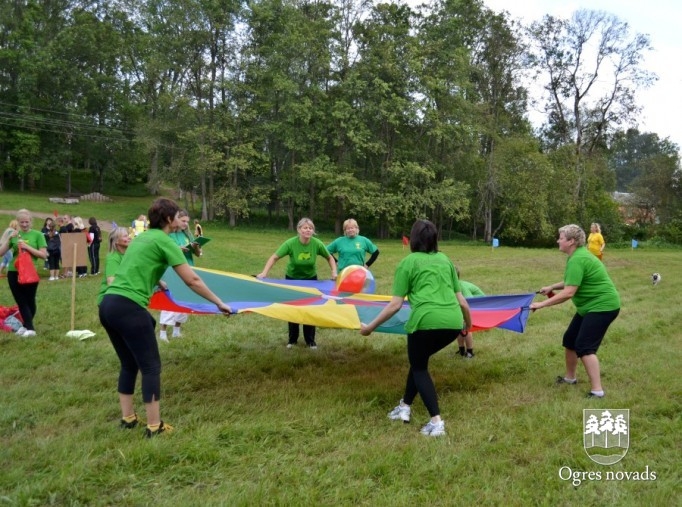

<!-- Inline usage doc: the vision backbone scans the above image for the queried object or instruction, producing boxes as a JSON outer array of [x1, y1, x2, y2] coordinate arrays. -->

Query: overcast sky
[[482, 0, 682, 152]]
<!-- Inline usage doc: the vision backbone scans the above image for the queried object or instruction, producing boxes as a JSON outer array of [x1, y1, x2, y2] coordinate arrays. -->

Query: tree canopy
[[0, 0, 678, 243]]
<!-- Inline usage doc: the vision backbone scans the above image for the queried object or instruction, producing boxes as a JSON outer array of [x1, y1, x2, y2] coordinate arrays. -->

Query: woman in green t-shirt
[[0, 209, 48, 338], [257, 217, 337, 349], [531, 224, 620, 399], [326, 218, 380, 271], [360, 220, 472, 437], [96, 227, 131, 306], [99, 198, 232, 437], [159, 210, 200, 342]]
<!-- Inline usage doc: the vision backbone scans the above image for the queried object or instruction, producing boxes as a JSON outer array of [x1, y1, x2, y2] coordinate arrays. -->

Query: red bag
[[15, 246, 40, 284]]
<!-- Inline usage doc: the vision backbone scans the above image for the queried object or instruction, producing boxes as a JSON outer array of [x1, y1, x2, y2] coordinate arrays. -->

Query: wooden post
[[71, 242, 77, 331]]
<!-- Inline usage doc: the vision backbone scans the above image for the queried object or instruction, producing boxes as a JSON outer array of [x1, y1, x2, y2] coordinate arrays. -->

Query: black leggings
[[99, 294, 161, 403], [47, 250, 60, 270], [404, 329, 458, 417], [88, 242, 100, 274], [7, 271, 39, 331], [286, 274, 317, 345]]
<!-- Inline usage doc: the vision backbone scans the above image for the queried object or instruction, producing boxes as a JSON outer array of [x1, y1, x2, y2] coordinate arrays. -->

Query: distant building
[[612, 192, 657, 225]]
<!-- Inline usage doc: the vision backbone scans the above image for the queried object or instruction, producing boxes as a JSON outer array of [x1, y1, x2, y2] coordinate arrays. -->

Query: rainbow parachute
[[149, 267, 535, 335]]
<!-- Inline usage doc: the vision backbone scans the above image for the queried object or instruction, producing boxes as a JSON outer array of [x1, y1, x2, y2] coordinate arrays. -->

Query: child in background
[[0, 220, 18, 277], [72, 217, 89, 278], [45, 219, 61, 281], [88, 217, 103, 275], [159, 210, 199, 342], [455, 266, 485, 358]]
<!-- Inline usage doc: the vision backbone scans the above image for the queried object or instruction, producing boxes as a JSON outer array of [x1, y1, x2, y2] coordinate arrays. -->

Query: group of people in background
[[0, 211, 105, 336], [36, 214, 103, 280], [2, 205, 620, 439]]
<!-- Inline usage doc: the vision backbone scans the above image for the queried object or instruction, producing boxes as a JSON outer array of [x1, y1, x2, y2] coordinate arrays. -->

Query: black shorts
[[562, 309, 620, 357]]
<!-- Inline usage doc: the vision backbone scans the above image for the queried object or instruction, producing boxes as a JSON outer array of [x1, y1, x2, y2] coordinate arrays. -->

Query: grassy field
[[0, 195, 680, 506]]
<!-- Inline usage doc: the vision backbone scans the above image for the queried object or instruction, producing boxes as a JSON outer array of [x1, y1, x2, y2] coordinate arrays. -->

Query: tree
[[608, 128, 680, 232], [527, 10, 655, 155], [526, 9, 655, 225], [469, 7, 531, 241], [610, 129, 679, 191], [242, 0, 337, 229]]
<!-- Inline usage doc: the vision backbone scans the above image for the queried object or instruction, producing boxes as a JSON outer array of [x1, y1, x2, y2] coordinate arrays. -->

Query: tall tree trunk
[[147, 148, 159, 195], [287, 197, 294, 231], [200, 171, 208, 220], [208, 173, 214, 220]]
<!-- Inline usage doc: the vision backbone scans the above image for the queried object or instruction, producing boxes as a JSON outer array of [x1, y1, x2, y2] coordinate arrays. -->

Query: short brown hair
[[148, 198, 180, 229]]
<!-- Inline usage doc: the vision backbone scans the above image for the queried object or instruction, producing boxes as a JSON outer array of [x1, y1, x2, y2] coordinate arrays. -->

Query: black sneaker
[[120, 414, 139, 429], [555, 376, 577, 385], [144, 420, 174, 438]]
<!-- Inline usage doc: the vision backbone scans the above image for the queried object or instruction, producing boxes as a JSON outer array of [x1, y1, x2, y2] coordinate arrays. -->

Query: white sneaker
[[159, 332, 169, 343], [172, 331, 181, 338], [420, 420, 445, 437], [387, 401, 411, 423], [15, 327, 27, 336], [21, 330, 36, 338]]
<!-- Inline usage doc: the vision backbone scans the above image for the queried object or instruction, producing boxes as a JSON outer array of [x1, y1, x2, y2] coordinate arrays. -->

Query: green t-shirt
[[326, 235, 378, 271], [392, 251, 463, 333], [275, 236, 330, 279], [169, 230, 195, 266], [460, 280, 485, 298], [97, 250, 124, 306], [105, 229, 187, 308], [564, 246, 621, 315], [7, 229, 47, 272]]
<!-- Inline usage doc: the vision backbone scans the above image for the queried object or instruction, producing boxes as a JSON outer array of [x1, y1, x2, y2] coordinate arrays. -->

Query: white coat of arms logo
[[583, 409, 629, 465]]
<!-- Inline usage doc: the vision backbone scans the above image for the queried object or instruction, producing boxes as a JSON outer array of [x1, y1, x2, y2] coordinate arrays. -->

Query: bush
[[651, 218, 682, 244]]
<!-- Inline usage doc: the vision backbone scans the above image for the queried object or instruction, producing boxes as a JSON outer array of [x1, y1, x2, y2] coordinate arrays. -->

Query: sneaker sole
[[388, 418, 411, 424], [388, 414, 410, 423], [424, 430, 446, 437]]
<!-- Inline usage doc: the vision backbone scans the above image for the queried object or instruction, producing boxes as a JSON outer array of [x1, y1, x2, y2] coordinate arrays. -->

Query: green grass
[[0, 195, 680, 506]]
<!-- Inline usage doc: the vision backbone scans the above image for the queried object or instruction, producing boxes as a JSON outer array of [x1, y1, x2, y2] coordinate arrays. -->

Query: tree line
[[1, 0, 679, 244]]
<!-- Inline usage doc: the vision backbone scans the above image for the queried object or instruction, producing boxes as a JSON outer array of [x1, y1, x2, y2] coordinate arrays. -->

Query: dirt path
[[0, 210, 116, 232]]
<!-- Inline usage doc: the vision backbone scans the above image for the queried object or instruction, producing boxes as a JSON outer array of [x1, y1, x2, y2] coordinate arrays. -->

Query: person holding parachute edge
[[99, 198, 232, 437], [531, 224, 620, 399]]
